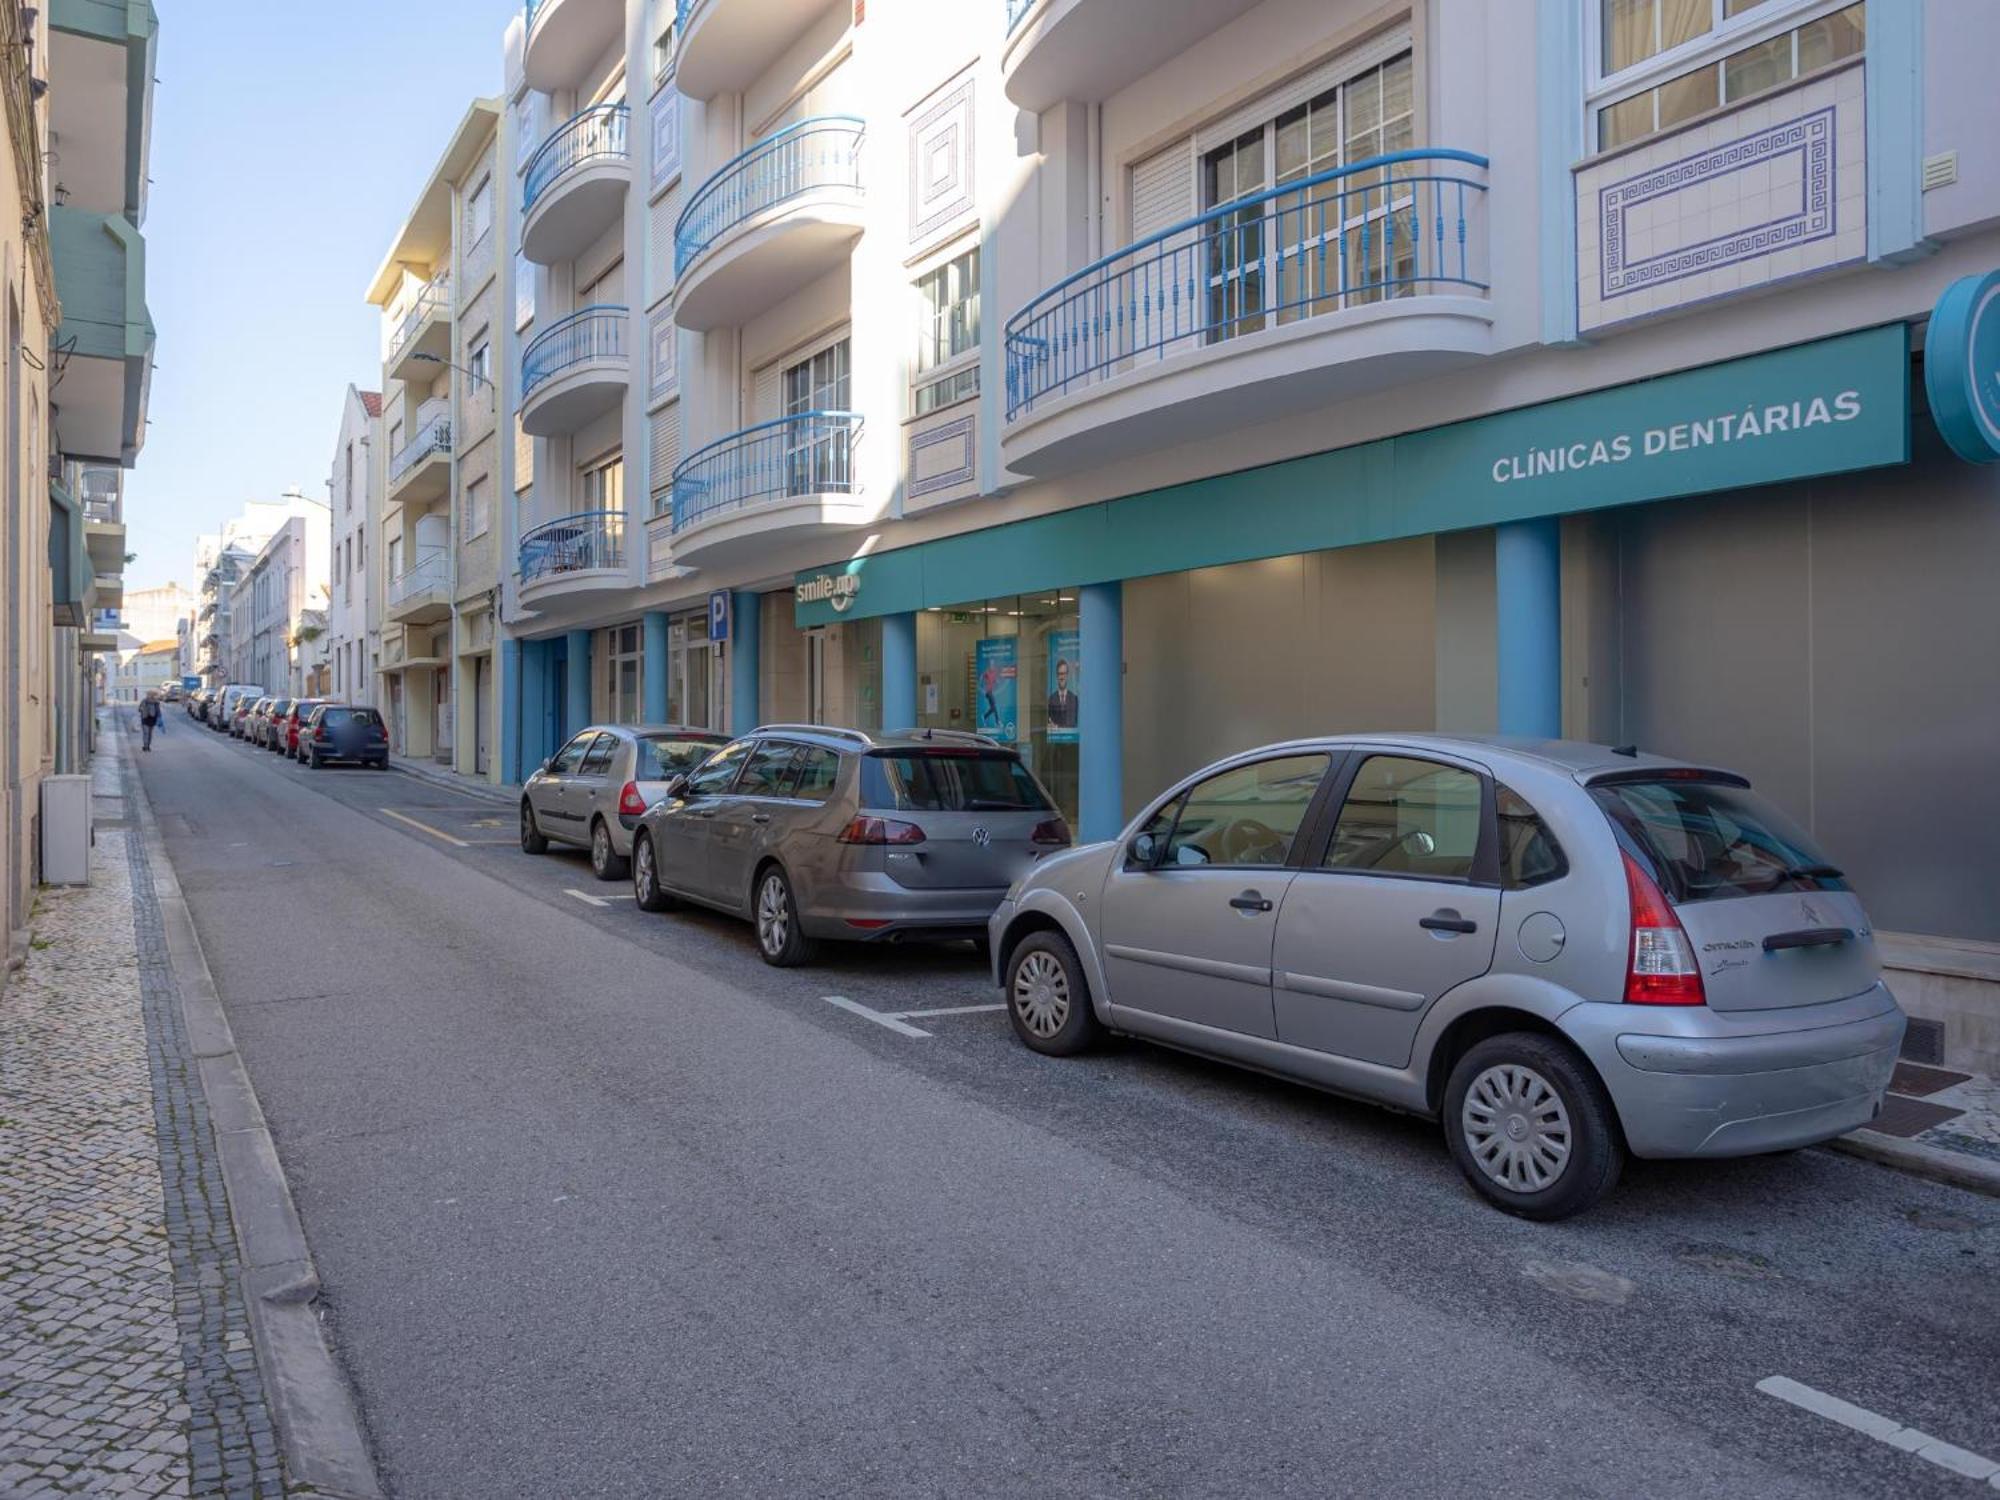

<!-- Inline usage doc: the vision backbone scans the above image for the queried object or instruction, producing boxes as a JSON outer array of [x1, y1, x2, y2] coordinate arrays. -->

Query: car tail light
[[1030, 817, 1072, 847], [837, 815, 926, 845], [1622, 851, 1705, 1006], [618, 781, 647, 817], [316, 724, 331, 741]]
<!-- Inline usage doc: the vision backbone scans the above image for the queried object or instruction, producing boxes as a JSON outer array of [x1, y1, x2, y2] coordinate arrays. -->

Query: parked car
[[299, 704, 389, 769], [240, 696, 275, 742], [990, 735, 1905, 1220], [629, 726, 1070, 966], [163, 683, 182, 703], [520, 724, 729, 880], [258, 698, 294, 750], [215, 686, 262, 734], [188, 689, 209, 722], [277, 699, 328, 759]]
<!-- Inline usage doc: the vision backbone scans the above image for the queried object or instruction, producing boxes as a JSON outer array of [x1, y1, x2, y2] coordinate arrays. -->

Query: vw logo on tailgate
[[971, 827, 991, 847]]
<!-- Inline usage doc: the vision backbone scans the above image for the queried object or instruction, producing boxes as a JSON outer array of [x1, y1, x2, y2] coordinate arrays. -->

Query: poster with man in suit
[[1046, 630, 1079, 742]]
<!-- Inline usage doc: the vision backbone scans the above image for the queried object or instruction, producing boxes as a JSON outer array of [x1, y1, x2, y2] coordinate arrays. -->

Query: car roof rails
[[885, 727, 1004, 748], [751, 723, 874, 745]]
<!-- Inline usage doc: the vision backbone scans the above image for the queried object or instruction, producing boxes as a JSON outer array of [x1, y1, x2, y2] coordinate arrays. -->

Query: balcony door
[[782, 338, 850, 496], [1199, 42, 1414, 341]]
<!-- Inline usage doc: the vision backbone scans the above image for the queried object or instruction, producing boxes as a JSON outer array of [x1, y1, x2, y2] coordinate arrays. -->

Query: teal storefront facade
[[795, 324, 1915, 843]]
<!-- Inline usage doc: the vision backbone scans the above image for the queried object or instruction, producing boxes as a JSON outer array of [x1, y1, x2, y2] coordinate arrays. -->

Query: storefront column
[[518, 639, 548, 772], [1080, 581, 1124, 842], [565, 629, 592, 739], [880, 611, 916, 730], [1494, 517, 1562, 739], [729, 590, 760, 737], [642, 610, 669, 723], [499, 636, 523, 784]]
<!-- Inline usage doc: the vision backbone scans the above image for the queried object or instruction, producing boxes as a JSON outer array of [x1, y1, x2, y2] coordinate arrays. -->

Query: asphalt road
[[135, 709, 2000, 1499]]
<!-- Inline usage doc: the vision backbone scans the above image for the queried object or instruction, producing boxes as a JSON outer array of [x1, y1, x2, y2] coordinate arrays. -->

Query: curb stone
[[388, 757, 516, 806], [124, 718, 387, 1500], [1824, 1131, 2000, 1201]]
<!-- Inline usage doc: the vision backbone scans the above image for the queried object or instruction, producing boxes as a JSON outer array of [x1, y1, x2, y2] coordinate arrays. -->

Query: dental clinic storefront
[[796, 313, 2000, 1047]]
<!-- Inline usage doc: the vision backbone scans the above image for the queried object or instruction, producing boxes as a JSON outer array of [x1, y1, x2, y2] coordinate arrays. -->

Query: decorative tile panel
[[1574, 64, 1865, 334], [648, 302, 678, 406], [905, 410, 977, 510], [907, 76, 975, 251], [650, 85, 681, 196]]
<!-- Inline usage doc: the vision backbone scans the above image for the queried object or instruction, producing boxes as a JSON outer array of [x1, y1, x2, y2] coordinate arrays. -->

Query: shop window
[[1591, 1, 1864, 152], [1326, 756, 1482, 880], [605, 623, 643, 723], [913, 246, 979, 416]]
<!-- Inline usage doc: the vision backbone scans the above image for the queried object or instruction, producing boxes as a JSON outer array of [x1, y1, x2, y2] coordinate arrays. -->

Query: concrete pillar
[[642, 610, 669, 723], [500, 636, 523, 784], [1495, 517, 1562, 739], [565, 629, 592, 739], [880, 611, 916, 730], [729, 590, 760, 737], [1079, 581, 1124, 842]]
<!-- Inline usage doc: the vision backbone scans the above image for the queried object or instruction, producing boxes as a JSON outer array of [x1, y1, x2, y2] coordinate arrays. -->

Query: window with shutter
[[649, 403, 680, 517], [649, 183, 681, 306], [1130, 139, 1195, 242]]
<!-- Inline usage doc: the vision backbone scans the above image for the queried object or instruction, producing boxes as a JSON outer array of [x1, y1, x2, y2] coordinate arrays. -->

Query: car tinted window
[[1162, 754, 1329, 868], [635, 736, 723, 780], [788, 747, 841, 804], [860, 752, 1053, 813], [736, 741, 800, 797], [1589, 777, 1844, 903], [1496, 784, 1567, 890], [685, 740, 752, 795], [579, 734, 619, 775], [550, 735, 594, 775], [1326, 755, 1482, 880]]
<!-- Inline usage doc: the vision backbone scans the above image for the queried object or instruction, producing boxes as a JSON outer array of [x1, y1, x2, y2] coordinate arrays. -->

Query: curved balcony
[[674, 118, 865, 333], [521, 105, 631, 267], [387, 549, 452, 625], [386, 272, 452, 387], [518, 510, 629, 607], [523, 0, 623, 93], [519, 306, 629, 437], [387, 412, 453, 505], [669, 411, 872, 566], [1003, 0, 1266, 111], [675, 0, 837, 103], [1002, 149, 1494, 477]]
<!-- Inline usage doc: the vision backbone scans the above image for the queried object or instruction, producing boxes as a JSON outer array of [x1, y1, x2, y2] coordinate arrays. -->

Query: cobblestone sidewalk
[[0, 746, 290, 1497]]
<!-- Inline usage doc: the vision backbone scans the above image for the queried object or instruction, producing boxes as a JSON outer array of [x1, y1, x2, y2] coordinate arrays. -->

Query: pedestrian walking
[[139, 691, 162, 751]]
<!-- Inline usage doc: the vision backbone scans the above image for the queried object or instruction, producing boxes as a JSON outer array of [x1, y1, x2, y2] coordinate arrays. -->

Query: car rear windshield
[[322, 708, 383, 729], [860, 751, 1053, 813], [1589, 777, 1847, 904], [636, 736, 723, 780]]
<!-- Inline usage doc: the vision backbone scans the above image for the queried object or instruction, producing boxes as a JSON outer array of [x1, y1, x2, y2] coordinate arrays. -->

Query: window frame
[[464, 476, 490, 541], [1298, 747, 1503, 888], [1130, 751, 1338, 873], [910, 243, 981, 418], [579, 450, 625, 513], [1584, 0, 1864, 155], [467, 174, 495, 248]]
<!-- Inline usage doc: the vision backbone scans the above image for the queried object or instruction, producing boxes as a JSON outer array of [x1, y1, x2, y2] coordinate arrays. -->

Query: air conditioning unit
[[40, 773, 91, 885]]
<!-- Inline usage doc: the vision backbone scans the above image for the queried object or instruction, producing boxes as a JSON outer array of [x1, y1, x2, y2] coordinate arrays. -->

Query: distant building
[[326, 387, 384, 706]]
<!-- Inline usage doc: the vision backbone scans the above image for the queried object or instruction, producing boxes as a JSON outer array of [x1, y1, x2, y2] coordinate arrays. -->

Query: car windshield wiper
[[1771, 863, 1844, 888]]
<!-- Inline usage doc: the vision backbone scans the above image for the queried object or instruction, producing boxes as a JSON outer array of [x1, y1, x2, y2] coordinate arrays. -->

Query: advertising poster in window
[[974, 637, 1018, 742], [1045, 628, 1080, 743]]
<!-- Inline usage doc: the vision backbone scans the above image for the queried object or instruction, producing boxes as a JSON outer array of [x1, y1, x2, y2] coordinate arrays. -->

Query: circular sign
[[1925, 270, 2000, 464]]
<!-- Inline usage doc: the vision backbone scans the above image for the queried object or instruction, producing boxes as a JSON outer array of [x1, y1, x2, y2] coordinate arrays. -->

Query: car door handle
[[751, 813, 771, 825], [1229, 892, 1274, 913], [1420, 912, 1478, 934]]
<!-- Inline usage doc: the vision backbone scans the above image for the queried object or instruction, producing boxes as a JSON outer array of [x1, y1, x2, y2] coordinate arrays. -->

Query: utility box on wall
[[39, 775, 92, 886]]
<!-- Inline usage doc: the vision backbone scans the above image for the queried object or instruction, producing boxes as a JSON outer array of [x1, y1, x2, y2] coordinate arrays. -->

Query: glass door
[[783, 339, 851, 494]]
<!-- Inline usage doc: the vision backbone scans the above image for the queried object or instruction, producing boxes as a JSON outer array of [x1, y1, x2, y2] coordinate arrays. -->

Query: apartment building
[[233, 508, 332, 696], [327, 385, 384, 705], [199, 494, 324, 689], [367, 100, 507, 770], [494, 0, 2000, 1071]]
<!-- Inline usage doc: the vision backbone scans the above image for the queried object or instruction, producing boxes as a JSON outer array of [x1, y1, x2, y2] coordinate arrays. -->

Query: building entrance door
[[474, 656, 492, 775]]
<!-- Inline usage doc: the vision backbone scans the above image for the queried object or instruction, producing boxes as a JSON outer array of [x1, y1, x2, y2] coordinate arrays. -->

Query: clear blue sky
[[124, 0, 519, 592]]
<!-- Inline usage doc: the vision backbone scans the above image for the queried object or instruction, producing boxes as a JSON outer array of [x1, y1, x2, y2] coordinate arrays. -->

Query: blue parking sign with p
[[708, 591, 730, 642]]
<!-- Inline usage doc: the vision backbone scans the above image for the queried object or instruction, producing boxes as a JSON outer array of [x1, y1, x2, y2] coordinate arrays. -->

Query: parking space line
[[565, 888, 616, 908], [1756, 1377, 2000, 1481], [886, 1003, 1006, 1019], [379, 809, 469, 848], [823, 996, 931, 1038]]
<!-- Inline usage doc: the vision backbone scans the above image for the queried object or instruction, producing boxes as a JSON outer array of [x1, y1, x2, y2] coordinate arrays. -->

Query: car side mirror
[[665, 773, 689, 798], [1127, 832, 1159, 869]]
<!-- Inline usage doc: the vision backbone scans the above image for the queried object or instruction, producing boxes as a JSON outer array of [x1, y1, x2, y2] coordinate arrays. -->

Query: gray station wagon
[[631, 726, 1072, 965], [990, 735, 1905, 1220], [521, 724, 731, 880]]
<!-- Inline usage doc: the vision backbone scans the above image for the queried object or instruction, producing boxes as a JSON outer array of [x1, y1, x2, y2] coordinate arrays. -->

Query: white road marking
[[378, 809, 469, 848], [1756, 1377, 2000, 1482], [887, 1003, 1006, 1019], [565, 888, 612, 908], [823, 995, 931, 1038]]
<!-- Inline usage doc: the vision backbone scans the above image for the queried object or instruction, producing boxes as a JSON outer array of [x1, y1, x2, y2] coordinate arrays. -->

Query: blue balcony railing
[[525, 0, 546, 34], [1006, 0, 1037, 31], [521, 305, 628, 398], [675, 117, 864, 276], [523, 104, 630, 214], [389, 413, 452, 484], [1004, 148, 1489, 419], [671, 411, 863, 533], [519, 510, 627, 583]]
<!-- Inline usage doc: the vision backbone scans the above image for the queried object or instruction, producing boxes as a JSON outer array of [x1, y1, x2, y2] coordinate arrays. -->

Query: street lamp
[[408, 351, 496, 408]]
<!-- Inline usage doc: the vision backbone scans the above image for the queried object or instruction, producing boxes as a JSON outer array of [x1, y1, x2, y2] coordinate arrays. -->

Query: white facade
[[326, 385, 383, 706], [229, 505, 332, 696], [121, 581, 193, 651]]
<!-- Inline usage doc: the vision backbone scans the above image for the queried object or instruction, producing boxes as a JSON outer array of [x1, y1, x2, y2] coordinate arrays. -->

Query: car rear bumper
[[800, 873, 1009, 942], [1565, 982, 1906, 1158]]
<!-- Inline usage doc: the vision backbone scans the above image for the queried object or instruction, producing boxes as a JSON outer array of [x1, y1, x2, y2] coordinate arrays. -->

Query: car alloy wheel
[[520, 801, 549, 855], [1011, 949, 1070, 1039], [756, 873, 790, 956], [589, 819, 627, 881], [1460, 1062, 1573, 1194]]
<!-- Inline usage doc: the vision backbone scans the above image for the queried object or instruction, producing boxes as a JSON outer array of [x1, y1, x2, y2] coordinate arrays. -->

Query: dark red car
[[279, 698, 329, 759]]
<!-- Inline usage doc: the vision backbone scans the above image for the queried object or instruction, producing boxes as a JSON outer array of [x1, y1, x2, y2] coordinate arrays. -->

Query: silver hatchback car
[[990, 735, 1905, 1219], [631, 726, 1071, 966], [520, 723, 729, 880]]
